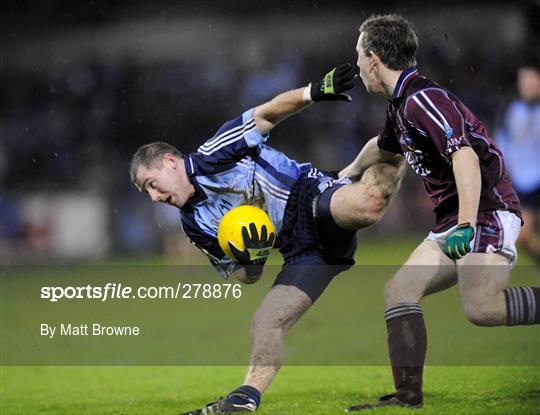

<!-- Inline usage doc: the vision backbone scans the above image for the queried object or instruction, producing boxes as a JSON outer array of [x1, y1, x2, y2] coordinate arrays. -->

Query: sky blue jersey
[[179, 108, 312, 278], [495, 100, 540, 193]]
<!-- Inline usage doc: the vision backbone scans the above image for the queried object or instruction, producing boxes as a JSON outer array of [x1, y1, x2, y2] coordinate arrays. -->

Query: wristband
[[302, 85, 313, 103]]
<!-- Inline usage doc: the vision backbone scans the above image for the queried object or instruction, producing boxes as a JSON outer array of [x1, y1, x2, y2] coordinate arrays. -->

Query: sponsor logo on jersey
[[447, 137, 462, 148], [404, 150, 431, 176]]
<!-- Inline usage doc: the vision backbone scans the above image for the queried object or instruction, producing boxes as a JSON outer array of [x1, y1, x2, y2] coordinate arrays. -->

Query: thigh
[[273, 255, 348, 303], [457, 252, 511, 303], [385, 240, 457, 306], [330, 163, 403, 230], [253, 284, 312, 332]]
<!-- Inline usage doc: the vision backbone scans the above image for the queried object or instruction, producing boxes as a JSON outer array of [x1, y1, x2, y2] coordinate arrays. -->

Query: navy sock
[[385, 303, 426, 405], [227, 385, 261, 408], [504, 287, 540, 325]]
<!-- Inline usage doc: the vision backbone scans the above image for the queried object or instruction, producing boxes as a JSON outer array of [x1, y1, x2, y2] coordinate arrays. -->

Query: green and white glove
[[307, 63, 358, 102], [444, 223, 475, 259]]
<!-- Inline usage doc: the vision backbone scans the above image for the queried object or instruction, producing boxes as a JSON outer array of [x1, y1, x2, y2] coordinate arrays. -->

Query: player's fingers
[[339, 79, 356, 91], [228, 240, 240, 252], [242, 226, 251, 242], [454, 244, 463, 259], [327, 94, 351, 102], [268, 232, 275, 246], [335, 63, 352, 75], [228, 241, 249, 263], [228, 241, 242, 258], [260, 224, 267, 243], [341, 63, 358, 79], [248, 223, 259, 241]]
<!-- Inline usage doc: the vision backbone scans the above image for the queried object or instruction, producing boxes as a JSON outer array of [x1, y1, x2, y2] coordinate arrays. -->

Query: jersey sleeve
[[404, 89, 471, 158], [180, 215, 241, 279], [196, 108, 269, 164], [377, 110, 402, 154]]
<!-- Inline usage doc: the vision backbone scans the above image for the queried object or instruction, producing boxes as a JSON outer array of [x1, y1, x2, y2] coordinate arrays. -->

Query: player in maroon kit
[[341, 14, 540, 411]]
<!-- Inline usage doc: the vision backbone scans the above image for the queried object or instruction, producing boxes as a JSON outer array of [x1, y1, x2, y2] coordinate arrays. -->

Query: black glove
[[310, 63, 358, 102], [228, 223, 275, 274]]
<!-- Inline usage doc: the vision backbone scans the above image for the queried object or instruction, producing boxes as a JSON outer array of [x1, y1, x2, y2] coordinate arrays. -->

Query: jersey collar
[[181, 155, 207, 210], [392, 66, 418, 100]]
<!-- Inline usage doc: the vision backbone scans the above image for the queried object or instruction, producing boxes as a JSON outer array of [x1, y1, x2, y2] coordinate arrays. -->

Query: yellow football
[[218, 205, 276, 259]]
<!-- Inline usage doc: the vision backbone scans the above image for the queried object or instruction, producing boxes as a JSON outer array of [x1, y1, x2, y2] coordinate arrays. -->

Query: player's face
[[135, 154, 194, 208], [356, 33, 384, 95]]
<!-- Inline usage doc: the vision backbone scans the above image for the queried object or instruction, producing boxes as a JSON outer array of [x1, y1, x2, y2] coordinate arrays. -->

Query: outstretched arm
[[254, 88, 311, 134], [339, 136, 401, 180], [254, 63, 358, 134]]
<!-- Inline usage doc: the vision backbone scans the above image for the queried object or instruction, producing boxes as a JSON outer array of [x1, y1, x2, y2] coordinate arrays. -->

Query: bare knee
[[357, 164, 404, 225], [370, 192, 387, 220], [463, 304, 493, 326], [363, 190, 387, 225], [384, 276, 423, 307], [250, 306, 300, 342], [462, 297, 501, 327], [250, 313, 283, 343], [383, 278, 404, 306]]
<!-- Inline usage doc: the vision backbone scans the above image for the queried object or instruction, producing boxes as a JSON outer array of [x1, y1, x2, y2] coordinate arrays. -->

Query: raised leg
[[331, 161, 406, 231]]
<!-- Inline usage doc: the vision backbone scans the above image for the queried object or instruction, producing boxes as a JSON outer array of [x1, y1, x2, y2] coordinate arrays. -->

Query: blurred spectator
[[495, 62, 540, 262]]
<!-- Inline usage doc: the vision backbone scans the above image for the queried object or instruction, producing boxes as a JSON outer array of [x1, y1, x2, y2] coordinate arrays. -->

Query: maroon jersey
[[378, 67, 521, 232]]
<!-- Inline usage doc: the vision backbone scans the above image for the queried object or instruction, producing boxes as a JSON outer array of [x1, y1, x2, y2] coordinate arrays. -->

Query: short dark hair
[[130, 142, 183, 189], [359, 14, 418, 70]]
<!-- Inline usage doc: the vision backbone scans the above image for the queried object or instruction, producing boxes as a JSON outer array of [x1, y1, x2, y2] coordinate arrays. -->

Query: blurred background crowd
[[1, 0, 539, 263]]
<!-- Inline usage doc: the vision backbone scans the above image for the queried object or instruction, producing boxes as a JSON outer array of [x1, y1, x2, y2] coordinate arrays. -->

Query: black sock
[[227, 385, 261, 409], [385, 303, 426, 405], [504, 287, 540, 325]]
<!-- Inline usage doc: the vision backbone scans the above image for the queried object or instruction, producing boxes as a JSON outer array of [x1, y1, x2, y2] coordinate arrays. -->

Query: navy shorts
[[274, 170, 357, 302]]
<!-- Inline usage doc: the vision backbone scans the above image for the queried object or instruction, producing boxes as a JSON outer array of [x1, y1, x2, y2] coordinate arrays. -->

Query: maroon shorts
[[426, 210, 522, 264]]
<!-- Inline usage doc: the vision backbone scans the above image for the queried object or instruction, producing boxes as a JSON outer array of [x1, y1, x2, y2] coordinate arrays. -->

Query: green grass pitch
[[1, 236, 539, 414]]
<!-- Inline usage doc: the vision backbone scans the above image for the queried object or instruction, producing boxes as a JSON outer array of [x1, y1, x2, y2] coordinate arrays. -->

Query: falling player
[[130, 64, 405, 414]]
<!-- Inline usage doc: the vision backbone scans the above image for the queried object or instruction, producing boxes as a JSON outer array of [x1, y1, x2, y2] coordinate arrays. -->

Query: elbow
[[236, 268, 263, 285]]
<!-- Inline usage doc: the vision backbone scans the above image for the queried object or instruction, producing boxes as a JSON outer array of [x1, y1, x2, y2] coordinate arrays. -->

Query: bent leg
[[458, 252, 540, 326], [330, 161, 406, 231], [457, 252, 509, 326], [385, 240, 457, 306], [459, 210, 540, 326], [383, 240, 456, 405], [243, 284, 312, 393]]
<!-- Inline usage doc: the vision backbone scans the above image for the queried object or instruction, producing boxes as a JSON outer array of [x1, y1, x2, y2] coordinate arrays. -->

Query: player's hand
[[444, 223, 475, 259], [310, 63, 358, 102], [228, 223, 275, 265]]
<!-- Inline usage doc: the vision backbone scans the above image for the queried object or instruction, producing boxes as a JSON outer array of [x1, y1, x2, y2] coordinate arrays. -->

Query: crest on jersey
[[400, 136, 416, 151]]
